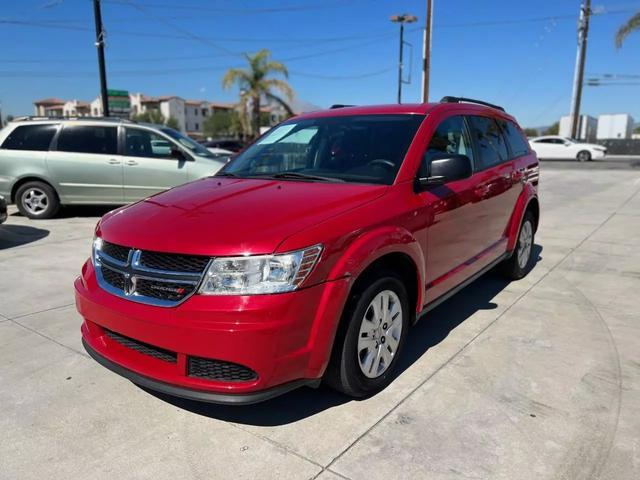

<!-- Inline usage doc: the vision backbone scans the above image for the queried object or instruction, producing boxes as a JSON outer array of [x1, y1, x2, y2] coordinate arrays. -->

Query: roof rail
[[12, 116, 136, 123], [439, 96, 505, 112], [330, 104, 355, 109]]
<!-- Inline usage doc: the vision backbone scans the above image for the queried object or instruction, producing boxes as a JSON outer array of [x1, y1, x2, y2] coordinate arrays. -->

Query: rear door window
[[468, 116, 509, 169], [56, 125, 118, 155], [1, 124, 57, 151], [498, 120, 530, 158]]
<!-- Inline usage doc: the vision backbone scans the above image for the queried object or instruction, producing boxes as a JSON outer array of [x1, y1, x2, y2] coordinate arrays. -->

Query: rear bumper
[[75, 260, 350, 402], [0, 196, 7, 224]]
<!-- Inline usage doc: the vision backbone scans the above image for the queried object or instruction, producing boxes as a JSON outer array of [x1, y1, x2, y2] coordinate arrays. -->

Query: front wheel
[[577, 150, 591, 162], [325, 274, 410, 398], [15, 181, 60, 219]]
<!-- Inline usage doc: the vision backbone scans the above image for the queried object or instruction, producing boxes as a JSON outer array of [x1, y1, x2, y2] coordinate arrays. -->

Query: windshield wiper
[[214, 171, 239, 178], [269, 172, 345, 183]]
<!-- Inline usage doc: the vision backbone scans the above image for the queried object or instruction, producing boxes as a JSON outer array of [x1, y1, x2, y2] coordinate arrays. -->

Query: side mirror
[[170, 146, 189, 160], [415, 154, 472, 191]]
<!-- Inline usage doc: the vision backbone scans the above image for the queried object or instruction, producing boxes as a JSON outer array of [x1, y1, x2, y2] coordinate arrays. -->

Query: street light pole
[[569, 0, 591, 139], [391, 14, 417, 104], [93, 0, 109, 117], [421, 0, 433, 103]]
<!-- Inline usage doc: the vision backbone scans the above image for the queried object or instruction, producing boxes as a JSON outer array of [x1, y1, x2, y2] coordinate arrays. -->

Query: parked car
[[76, 97, 540, 404], [0, 118, 226, 219], [0, 195, 7, 224], [529, 135, 606, 161], [202, 138, 245, 153], [205, 146, 234, 157]]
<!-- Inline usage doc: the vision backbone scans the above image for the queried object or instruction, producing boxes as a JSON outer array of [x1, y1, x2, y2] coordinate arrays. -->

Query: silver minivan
[[0, 117, 227, 219]]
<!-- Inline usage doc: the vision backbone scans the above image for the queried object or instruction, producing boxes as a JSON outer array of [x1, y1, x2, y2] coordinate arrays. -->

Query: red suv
[[75, 97, 539, 404]]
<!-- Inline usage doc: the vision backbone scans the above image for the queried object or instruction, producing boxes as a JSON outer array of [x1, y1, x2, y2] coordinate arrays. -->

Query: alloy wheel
[[517, 220, 533, 269], [22, 188, 49, 216], [357, 290, 403, 378]]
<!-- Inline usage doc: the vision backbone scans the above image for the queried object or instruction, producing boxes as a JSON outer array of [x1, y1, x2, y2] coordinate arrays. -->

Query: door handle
[[108, 159, 120, 165], [125, 160, 138, 166]]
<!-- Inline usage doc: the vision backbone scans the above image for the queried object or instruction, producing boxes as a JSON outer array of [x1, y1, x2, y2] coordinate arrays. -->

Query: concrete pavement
[[1, 164, 639, 479]]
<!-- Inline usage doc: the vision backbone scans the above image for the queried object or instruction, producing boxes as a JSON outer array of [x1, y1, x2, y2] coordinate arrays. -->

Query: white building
[[559, 115, 597, 142], [597, 114, 635, 140], [34, 93, 296, 138]]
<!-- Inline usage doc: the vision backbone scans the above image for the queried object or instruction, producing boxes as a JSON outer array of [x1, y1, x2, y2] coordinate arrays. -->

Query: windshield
[[160, 127, 217, 159], [221, 114, 425, 185]]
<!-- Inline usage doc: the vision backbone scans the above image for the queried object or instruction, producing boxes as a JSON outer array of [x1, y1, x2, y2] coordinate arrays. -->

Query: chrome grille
[[94, 240, 210, 307]]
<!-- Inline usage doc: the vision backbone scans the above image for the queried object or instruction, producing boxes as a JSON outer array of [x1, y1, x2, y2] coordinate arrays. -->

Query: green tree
[[133, 110, 180, 130], [522, 127, 538, 137], [165, 116, 180, 130], [544, 122, 560, 135], [204, 109, 242, 137], [133, 109, 165, 125], [634, 125, 640, 134], [222, 49, 294, 138], [615, 11, 640, 48]]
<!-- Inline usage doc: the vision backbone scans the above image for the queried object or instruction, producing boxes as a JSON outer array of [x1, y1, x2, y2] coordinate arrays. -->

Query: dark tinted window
[[57, 126, 117, 155], [535, 138, 565, 144], [468, 116, 508, 169], [499, 120, 530, 158], [224, 114, 425, 185], [421, 115, 474, 177], [1, 124, 57, 151]]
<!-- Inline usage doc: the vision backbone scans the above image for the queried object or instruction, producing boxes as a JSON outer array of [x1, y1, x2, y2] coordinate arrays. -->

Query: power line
[[101, 0, 366, 14], [0, 65, 394, 80]]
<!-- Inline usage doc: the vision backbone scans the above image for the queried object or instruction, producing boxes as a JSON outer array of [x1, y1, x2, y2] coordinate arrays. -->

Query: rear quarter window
[[1, 124, 57, 151]]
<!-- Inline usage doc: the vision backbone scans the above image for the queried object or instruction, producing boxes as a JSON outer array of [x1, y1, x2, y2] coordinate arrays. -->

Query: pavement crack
[[9, 318, 89, 359]]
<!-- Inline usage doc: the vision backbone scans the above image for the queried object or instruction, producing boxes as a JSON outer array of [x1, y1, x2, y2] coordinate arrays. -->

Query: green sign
[[107, 89, 129, 98]]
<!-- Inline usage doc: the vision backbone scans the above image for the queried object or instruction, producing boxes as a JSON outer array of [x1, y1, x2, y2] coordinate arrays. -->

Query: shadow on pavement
[[0, 224, 50, 249], [9, 205, 118, 219], [143, 245, 543, 425]]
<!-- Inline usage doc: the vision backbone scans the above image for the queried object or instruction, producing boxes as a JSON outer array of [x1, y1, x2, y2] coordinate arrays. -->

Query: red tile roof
[[34, 98, 65, 106]]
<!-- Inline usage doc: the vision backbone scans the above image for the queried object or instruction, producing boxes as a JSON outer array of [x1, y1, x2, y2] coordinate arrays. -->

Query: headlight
[[199, 245, 323, 295], [92, 235, 103, 266]]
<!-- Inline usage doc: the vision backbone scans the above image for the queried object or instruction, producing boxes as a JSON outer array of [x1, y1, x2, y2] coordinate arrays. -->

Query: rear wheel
[[500, 210, 535, 280], [577, 150, 591, 162], [325, 273, 410, 398], [15, 181, 60, 219]]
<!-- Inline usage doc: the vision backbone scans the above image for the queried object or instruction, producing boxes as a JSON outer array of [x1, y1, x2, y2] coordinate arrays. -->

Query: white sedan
[[529, 136, 607, 161]]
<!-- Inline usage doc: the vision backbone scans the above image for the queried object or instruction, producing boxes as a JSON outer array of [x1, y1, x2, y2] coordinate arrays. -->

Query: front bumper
[[75, 260, 350, 403]]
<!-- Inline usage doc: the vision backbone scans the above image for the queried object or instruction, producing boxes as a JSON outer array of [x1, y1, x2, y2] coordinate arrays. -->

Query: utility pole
[[391, 14, 417, 104], [569, 0, 591, 139], [421, 0, 433, 103], [93, 0, 109, 117]]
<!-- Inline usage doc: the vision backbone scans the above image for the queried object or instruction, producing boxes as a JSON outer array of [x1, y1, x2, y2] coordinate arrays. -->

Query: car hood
[[98, 177, 387, 256]]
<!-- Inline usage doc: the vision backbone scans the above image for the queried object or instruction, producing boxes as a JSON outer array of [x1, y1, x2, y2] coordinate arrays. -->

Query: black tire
[[577, 150, 591, 162], [500, 210, 536, 280], [325, 273, 410, 398], [15, 181, 60, 219]]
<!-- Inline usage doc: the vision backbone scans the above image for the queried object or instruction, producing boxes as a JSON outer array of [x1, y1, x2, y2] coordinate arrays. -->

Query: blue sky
[[0, 0, 638, 127]]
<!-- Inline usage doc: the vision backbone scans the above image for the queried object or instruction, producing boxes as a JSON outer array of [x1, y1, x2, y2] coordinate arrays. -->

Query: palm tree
[[615, 11, 640, 48], [222, 49, 294, 138]]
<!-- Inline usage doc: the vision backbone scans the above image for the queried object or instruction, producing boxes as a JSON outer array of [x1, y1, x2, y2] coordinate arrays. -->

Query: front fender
[[326, 225, 425, 310]]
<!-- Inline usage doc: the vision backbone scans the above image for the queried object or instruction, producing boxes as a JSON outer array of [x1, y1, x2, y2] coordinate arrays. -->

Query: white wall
[[597, 114, 634, 140], [560, 115, 597, 142]]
